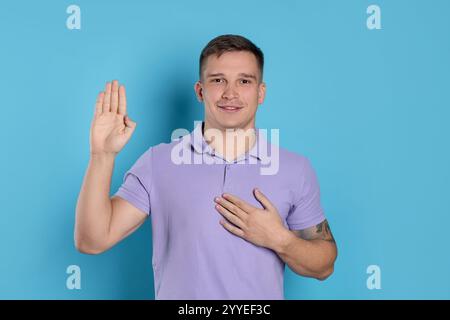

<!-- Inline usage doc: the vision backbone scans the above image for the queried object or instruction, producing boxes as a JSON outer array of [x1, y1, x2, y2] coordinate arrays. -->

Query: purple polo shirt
[[114, 122, 326, 300]]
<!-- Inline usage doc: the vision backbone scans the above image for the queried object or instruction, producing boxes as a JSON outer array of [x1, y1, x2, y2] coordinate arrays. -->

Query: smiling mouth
[[217, 105, 243, 112]]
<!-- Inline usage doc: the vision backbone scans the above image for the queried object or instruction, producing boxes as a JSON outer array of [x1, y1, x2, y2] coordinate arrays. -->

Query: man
[[75, 34, 337, 299]]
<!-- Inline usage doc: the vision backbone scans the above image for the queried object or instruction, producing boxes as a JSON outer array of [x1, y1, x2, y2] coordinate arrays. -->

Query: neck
[[202, 121, 257, 162]]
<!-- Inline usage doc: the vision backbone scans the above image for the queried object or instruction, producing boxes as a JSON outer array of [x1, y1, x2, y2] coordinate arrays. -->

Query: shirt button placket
[[222, 164, 230, 192]]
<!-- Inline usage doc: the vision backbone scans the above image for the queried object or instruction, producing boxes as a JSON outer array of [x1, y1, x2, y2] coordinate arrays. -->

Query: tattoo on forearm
[[292, 219, 336, 243], [316, 220, 335, 243]]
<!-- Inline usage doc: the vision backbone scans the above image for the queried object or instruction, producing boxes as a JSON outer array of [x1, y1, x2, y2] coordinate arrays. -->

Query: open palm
[[90, 80, 136, 155]]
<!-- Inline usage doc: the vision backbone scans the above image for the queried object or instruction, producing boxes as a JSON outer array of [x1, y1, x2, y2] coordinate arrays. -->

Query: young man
[[75, 35, 337, 299]]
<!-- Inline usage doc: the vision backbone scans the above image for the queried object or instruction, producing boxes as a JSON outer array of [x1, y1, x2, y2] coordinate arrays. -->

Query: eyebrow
[[238, 73, 257, 80], [205, 72, 257, 80], [206, 73, 225, 78]]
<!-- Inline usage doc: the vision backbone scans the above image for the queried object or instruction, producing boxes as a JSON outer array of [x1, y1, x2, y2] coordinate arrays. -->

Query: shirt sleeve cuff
[[113, 187, 150, 216]]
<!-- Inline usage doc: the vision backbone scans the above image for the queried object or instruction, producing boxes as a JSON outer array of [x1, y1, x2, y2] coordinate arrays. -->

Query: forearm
[[273, 230, 337, 280], [75, 153, 116, 252]]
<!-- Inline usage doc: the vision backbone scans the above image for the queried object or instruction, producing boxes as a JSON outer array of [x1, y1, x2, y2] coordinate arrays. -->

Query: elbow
[[75, 241, 104, 255], [316, 244, 337, 281], [75, 245, 104, 255], [74, 235, 106, 255], [316, 265, 334, 281]]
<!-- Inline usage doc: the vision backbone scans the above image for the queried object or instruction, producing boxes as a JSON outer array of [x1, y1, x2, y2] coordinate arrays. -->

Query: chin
[[215, 119, 244, 129]]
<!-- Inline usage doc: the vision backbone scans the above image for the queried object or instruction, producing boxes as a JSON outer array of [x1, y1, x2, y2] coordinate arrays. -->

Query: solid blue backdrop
[[0, 0, 449, 299]]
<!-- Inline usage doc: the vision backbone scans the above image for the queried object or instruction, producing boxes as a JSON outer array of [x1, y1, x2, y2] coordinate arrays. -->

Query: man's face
[[195, 51, 266, 131]]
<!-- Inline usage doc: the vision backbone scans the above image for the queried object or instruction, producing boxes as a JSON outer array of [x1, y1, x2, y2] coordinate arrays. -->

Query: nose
[[222, 83, 239, 100]]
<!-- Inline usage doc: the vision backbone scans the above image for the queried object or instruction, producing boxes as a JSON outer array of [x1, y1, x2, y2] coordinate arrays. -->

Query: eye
[[212, 78, 224, 83], [240, 79, 251, 84]]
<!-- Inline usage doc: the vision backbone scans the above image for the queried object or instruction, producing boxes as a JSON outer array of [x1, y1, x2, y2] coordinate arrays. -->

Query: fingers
[[221, 193, 256, 213], [110, 80, 119, 113], [102, 82, 112, 112], [253, 188, 275, 211], [215, 204, 246, 230], [215, 196, 247, 220], [118, 85, 127, 115], [220, 219, 245, 238], [94, 92, 104, 116], [98, 80, 125, 115]]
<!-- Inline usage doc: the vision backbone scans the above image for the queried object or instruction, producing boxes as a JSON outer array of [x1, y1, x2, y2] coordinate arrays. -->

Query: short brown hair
[[199, 34, 264, 81]]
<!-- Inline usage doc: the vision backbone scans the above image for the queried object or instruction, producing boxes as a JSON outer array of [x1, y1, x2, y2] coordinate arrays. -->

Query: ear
[[258, 81, 266, 104], [194, 81, 203, 102]]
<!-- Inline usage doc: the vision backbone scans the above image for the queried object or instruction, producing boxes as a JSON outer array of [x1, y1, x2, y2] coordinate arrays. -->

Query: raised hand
[[89, 80, 137, 156]]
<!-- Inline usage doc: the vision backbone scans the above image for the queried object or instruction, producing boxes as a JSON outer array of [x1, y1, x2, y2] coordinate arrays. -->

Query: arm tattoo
[[291, 219, 336, 243]]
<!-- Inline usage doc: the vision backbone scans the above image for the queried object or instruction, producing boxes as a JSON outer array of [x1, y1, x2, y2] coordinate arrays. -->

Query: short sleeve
[[113, 147, 153, 216], [286, 157, 326, 230]]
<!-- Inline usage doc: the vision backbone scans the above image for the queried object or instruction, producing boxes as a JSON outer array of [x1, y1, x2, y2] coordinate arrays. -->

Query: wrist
[[90, 152, 117, 163], [272, 227, 297, 255]]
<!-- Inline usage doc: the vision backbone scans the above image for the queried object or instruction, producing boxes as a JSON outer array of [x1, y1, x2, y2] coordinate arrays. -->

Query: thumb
[[124, 115, 137, 133]]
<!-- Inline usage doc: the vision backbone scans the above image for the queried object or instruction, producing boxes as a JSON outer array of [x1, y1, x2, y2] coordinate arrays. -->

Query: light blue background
[[0, 0, 449, 299]]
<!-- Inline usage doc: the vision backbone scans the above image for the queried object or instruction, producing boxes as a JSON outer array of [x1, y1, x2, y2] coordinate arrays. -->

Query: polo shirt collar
[[189, 121, 264, 162]]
